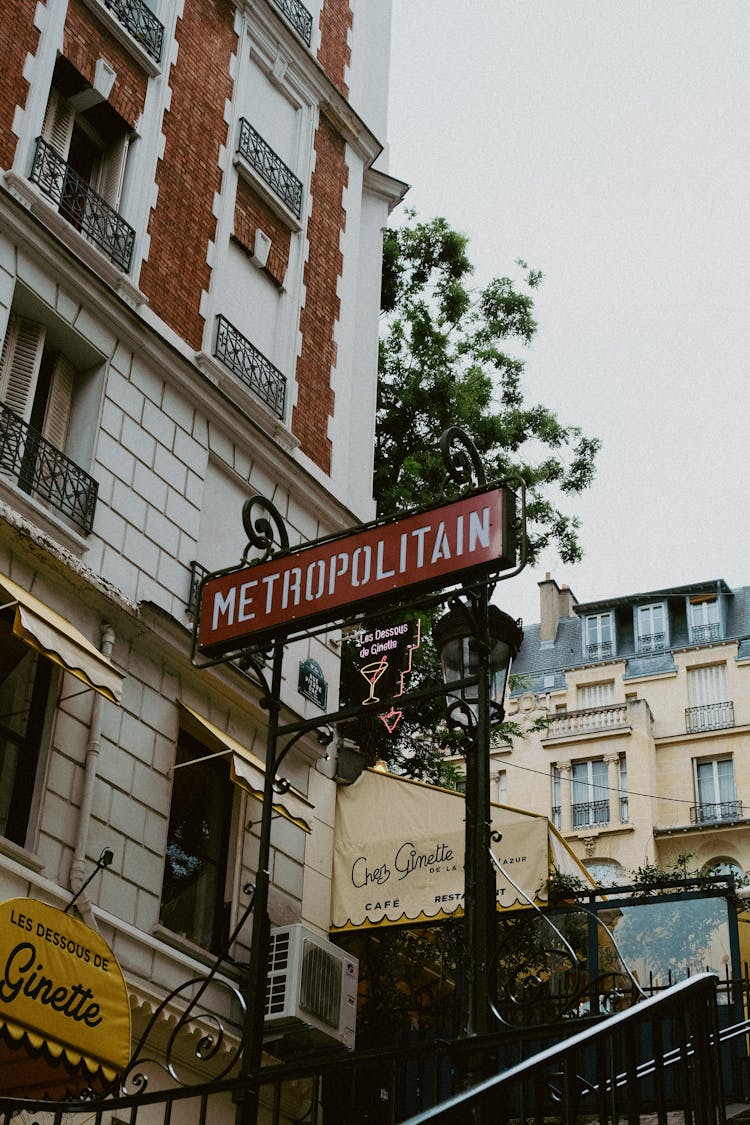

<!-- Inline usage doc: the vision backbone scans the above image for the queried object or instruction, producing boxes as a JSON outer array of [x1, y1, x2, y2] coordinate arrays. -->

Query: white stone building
[[0, 0, 403, 1100]]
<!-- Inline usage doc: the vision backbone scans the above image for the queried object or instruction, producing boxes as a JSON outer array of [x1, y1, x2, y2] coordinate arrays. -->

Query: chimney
[[539, 573, 578, 643]]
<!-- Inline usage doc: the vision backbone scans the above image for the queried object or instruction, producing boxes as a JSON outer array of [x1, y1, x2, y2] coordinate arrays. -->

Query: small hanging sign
[[298, 658, 328, 709]]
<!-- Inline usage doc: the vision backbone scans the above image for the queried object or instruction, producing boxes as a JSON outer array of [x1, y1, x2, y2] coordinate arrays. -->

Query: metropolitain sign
[[197, 484, 516, 655]]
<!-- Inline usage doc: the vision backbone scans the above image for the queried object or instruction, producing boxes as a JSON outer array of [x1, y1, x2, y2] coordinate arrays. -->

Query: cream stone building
[[500, 575, 750, 887]]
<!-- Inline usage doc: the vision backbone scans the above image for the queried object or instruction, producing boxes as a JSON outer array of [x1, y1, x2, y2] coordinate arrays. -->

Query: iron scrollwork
[[439, 426, 487, 495], [119, 886, 256, 1093], [241, 494, 290, 562]]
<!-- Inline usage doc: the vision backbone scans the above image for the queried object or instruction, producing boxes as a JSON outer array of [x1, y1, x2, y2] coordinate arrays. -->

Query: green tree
[[377, 211, 600, 563], [343, 213, 600, 775]]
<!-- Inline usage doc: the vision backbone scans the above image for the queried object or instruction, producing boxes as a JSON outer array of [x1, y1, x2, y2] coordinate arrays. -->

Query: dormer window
[[636, 602, 668, 654], [584, 612, 614, 661], [688, 595, 720, 644]]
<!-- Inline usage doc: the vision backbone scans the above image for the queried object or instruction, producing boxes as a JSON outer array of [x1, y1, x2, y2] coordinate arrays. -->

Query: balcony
[[0, 403, 98, 534], [101, 0, 164, 62], [586, 640, 612, 660], [270, 0, 313, 45], [30, 138, 135, 271], [544, 702, 628, 739], [685, 700, 734, 733], [690, 622, 721, 644], [214, 315, 287, 419], [571, 799, 610, 830], [690, 799, 744, 825], [236, 119, 303, 221], [637, 631, 667, 654]]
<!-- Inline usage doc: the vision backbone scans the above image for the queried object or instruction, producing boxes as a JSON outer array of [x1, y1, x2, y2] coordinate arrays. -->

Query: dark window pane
[[160, 731, 232, 952], [0, 614, 50, 845]]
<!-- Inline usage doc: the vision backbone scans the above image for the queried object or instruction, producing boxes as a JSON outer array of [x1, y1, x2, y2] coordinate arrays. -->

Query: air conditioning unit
[[265, 924, 358, 1050]]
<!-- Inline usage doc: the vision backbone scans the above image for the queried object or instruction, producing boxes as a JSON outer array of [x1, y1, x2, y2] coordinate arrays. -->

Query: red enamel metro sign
[[197, 484, 516, 655]]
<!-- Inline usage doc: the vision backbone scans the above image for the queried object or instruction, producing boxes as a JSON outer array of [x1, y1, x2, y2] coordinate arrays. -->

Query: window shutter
[[42, 354, 74, 451], [0, 315, 46, 422], [96, 134, 129, 210], [41, 88, 74, 159], [688, 664, 727, 707], [577, 682, 615, 708]]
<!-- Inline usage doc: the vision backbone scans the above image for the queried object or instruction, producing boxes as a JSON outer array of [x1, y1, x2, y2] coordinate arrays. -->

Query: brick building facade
[[0, 0, 403, 1102]]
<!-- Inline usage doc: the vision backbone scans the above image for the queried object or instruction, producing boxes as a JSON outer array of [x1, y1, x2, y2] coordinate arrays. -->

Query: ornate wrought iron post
[[236, 639, 283, 1124], [433, 429, 524, 1042]]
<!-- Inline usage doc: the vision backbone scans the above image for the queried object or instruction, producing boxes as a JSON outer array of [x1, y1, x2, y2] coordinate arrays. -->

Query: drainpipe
[[68, 623, 115, 933]]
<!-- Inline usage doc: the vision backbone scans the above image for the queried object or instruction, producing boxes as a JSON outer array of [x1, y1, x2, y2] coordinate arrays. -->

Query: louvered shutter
[[96, 134, 129, 210], [577, 681, 615, 708], [0, 315, 45, 422], [42, 354, 74, 451], [41, 88, 74, 158], [687, 664, 727, 707], [40, 89, 75, 209]]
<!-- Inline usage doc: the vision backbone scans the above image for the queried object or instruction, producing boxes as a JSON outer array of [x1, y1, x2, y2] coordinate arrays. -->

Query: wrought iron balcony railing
[[691, 799, 743, 824], [30, 138, 135, 271], [270, 0, 313, 45], [690, 621, 721, 644], [685, 700, 734, 733], [214, 315, 287, 419], [102, 0, 164, 62], [571, 799, 610, 829], [237, 119, 303, 220], [637, 631, 666, 654], [586, 640, 612, 660], [0, 402, 98, 534]]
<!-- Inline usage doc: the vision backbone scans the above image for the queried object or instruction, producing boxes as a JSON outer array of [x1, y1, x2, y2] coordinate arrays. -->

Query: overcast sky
[[386, 2, 750, 626]]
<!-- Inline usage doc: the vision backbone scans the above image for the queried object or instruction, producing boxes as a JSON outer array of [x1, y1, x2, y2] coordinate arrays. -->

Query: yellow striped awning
[[179, 705, 314, 833], [0, 572, 123, 704]]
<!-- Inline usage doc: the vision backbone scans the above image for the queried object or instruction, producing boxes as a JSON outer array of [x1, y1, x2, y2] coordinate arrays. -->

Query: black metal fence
[[0, 402, 98, 533], [214, 314, 287, 418], [102, 0, 164, 61], [270, 0, 313, 46], [0, 973, 731, 1125], [236, 119, 303, 219], [30, 138, 135, 271]]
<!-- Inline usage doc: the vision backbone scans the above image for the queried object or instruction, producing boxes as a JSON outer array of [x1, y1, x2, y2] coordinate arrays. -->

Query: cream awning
[[0, 572, 123, 704], [179, 705, 314, 833], [331, 768, 592, 931]]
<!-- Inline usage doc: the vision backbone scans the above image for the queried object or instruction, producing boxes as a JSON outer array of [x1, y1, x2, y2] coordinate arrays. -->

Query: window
[[583, 859, 625, 887], [583, 613, 613, 660], [686, 663, 733, 732], [160, 731, 234, 953], [0, 612, 54, 847], [694, 758, 739, 824], [0, 311, 99, 533], [551, 766, 561, 830], [577, 681, 615, 709], [1, 314, 75, 451], [618, 755, 628, 823], [636, 602, 667, 653], [571, 760, 609, 829], [496, 770, 507, 805], [689, 596, 720, 643], [702, 857, 744, 884], [31, 60, 135, 271]]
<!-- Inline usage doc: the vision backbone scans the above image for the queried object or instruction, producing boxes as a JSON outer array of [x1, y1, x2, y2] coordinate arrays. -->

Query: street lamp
[[433, 595, 523, 1039]]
